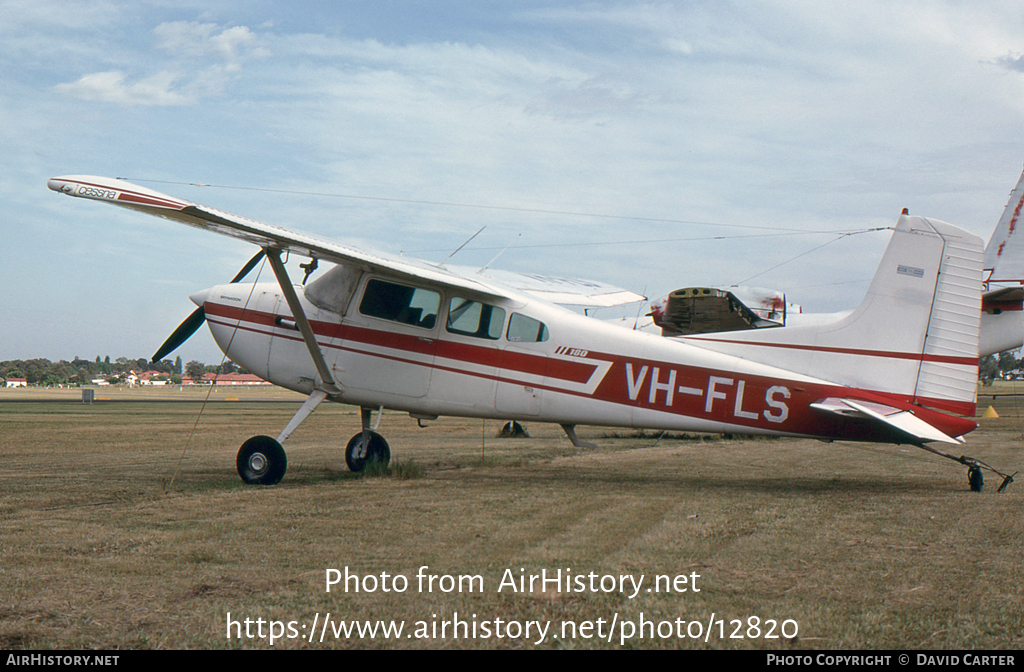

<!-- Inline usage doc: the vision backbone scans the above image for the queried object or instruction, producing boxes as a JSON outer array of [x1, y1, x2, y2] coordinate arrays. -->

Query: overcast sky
[[4, 1, 1024, 364]]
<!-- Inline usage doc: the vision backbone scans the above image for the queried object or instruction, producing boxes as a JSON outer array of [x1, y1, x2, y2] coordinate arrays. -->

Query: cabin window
[[359, 279, 440, 329], [446, 297, 506, 340], [507, 313, 549, 342]]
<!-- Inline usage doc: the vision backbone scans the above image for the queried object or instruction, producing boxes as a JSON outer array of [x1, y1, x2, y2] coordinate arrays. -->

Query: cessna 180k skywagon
[[49, 169, 1024, 492]]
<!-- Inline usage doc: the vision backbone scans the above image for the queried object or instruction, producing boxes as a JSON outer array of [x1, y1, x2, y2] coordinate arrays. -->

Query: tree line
[[979, 350, 1023, 385], [4, 350, 1021, 387], [0, 356, 242, 386]]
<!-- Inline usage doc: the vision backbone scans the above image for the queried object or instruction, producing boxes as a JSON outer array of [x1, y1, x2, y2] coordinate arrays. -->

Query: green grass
[[362, 458, 426, 480]]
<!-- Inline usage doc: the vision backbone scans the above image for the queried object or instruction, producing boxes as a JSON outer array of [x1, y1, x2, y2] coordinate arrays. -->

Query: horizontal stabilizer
[[982, 285, 1024, 307], [810, 397, 963, 445]]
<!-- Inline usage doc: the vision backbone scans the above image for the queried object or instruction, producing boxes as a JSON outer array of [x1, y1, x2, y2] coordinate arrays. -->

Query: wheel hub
[[249, 452, 268, 474]]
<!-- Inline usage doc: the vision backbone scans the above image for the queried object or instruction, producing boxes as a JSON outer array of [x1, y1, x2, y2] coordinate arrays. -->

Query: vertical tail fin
[[685, 214, 983, 414], [983, 163, 1024, 282], [979, 164, 1024, 356]]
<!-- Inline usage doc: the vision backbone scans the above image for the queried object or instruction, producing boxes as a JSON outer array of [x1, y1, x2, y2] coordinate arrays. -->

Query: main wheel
[[237, 435, 287, 485], [346, 431, 391, 472], [968, 466, 984, 492], [498, 421, 529, 438]]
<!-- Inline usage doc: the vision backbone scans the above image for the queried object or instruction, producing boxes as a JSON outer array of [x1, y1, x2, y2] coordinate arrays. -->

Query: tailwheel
[[968, 465, 984, 493], [237, 435, 287, 485], [916, 444, 1016, 493], [346, 431, 391, 472]]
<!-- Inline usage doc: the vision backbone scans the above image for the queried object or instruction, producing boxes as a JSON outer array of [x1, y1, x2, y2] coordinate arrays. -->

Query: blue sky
[[4, 1, 1024, 364]]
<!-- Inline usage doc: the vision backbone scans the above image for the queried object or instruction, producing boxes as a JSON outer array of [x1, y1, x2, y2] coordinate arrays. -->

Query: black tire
[[968, 466, 984, 493], [498, 421, 529, 438], [237, 435, 287, 485], [346, 431, 391, 472]]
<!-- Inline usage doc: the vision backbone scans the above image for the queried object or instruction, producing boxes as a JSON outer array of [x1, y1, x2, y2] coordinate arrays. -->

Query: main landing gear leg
[[561, 424, 598, 450], [346, 406, 390, 472], [917, 444, 1017, 493], [236, 248, 343, 486]]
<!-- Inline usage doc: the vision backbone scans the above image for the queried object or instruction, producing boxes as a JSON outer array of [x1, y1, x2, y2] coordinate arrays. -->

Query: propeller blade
[[151, 250, 265, 363], [152, 306, 206, 363], [231, 250, 266, 283]]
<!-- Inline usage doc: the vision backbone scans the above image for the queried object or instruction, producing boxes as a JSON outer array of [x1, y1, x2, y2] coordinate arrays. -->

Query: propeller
[[151, 250, 267, 362]]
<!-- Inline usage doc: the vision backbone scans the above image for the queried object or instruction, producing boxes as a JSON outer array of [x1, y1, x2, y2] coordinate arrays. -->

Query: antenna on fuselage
[[479, 233, 521, 273], [440, 226, 486, 267], [633, 285, 648, 329]]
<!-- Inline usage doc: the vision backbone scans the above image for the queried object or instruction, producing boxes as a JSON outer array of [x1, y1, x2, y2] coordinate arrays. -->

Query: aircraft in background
[[49, 171, 1020, 492], [634, 166, 1024, 360]]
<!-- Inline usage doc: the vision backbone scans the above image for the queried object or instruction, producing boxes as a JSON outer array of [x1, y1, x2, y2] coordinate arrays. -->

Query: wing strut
[[264, 248, 342, 396]]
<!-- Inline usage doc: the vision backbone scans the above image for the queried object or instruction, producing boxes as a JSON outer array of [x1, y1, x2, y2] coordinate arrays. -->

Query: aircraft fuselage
[[199, 276, 975, 445]]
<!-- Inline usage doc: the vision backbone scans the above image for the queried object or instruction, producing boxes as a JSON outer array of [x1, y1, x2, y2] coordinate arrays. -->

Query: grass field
[[1, 385, 1021, 649]]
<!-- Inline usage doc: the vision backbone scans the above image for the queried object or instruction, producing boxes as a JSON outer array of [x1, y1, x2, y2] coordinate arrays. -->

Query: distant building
[[202, 372, 271, 386], [137, 370, 170, 386], [4, 378, 27, 388]]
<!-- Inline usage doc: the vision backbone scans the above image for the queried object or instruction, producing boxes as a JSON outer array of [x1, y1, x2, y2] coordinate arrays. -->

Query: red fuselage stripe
[[208, 311, 974, 415], [204, 302, 977, 432], [681, 336, 978, 367], [204, 303, 598, 382]]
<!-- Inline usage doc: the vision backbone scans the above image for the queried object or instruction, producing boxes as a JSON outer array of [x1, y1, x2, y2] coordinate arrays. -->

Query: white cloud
[[153, 21, 269, 62], [52, 20, 269, 106], [53, 70, 191, 106], [996, 52, 1024, 73]]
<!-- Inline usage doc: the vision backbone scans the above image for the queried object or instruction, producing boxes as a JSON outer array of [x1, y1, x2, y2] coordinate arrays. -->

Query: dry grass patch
[[0, 386, 1021, 648]]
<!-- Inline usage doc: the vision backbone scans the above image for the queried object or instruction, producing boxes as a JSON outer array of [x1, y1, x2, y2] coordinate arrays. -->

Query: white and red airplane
[[48, 172, 1021, 491]]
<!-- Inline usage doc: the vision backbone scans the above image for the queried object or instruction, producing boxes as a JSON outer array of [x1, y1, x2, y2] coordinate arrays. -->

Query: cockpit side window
[[446, 297, 506, 340], [304, 262, 361, 315], [507, 313, 549, 342], [359, 279, 441, 329]]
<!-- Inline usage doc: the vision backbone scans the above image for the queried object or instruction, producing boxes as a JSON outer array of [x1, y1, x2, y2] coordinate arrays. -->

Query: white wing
[[455, 267, 645, 307], [48, 175, 643, 307]]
